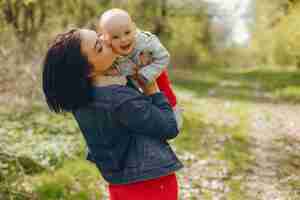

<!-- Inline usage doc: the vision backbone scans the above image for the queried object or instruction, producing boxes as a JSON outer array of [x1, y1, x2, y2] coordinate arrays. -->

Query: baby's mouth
[[120, 43, 132, 51]]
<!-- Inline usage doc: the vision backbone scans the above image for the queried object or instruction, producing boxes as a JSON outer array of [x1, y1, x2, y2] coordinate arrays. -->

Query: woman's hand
[[131, 69, 159, 95], [141, 81, 159, 95]]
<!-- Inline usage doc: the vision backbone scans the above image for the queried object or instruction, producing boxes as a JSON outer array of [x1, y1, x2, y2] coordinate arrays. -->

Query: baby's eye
[[125, 31, 131, 35], [112, 35, 119, 39]]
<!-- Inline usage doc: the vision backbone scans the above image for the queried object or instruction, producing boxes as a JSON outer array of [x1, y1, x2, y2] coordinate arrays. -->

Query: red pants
[[156, 70, 177, 108], [108, 173, 178, 200]]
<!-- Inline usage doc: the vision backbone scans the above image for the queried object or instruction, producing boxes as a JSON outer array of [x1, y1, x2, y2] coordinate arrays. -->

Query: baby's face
[[101, 18, 136, 56]]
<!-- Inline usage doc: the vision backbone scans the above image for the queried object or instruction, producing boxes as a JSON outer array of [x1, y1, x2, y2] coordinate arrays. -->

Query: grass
[[219, 104, 254, 175], [171, 65, 300, 104], [171, 106, 207, 154], [226, 179, 245, 200], [31, 160, 103, 200]]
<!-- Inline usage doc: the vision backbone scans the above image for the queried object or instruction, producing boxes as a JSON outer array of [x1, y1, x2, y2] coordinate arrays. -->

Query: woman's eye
[[95, 41, 102, 53], [125, 31, 131, 35], [97, 45, 103, 53], [112, 36, 119, 39]]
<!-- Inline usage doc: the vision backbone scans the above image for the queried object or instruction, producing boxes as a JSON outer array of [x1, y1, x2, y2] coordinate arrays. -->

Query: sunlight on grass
[[274, 86, 300, 103]]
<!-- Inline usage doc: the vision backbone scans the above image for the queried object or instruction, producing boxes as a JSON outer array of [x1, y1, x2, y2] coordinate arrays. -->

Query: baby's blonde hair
[[98, 8, 132, 32]]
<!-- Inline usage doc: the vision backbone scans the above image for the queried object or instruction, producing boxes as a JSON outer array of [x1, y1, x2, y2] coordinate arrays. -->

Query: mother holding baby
[[42, 9, 183, 200]]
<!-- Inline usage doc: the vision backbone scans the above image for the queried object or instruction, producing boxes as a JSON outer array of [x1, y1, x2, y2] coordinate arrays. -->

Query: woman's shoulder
[[92, 85, 145, 108], [112, 86, 146, 107]]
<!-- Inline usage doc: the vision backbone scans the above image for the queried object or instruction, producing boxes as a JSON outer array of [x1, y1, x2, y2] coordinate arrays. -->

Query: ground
[[1, 66, 300, 199], [171, 67, 300, 199]]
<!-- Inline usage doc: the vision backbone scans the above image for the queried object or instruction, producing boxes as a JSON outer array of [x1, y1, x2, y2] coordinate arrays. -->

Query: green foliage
[[274, 2, 300, 67], [168, 14, 210, 68], [0, 0, 110, 42], [0, 0, 48, 42], [249, 0, 300, 67]]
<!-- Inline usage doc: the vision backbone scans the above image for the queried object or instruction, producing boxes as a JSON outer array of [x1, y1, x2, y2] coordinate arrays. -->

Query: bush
[[274, 2, 300, 67], [168, 14, 210, 69]]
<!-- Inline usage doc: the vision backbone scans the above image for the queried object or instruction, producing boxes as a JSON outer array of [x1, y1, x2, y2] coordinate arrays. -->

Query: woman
[[42, 28, 183, 200]]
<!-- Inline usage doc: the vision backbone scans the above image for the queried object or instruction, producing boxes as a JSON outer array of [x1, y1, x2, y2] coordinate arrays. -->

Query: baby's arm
[[138, 34, 170, 84]]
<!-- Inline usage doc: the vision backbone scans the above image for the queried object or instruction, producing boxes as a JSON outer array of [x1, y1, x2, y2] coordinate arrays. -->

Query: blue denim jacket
[[73, 85, 183, 184]]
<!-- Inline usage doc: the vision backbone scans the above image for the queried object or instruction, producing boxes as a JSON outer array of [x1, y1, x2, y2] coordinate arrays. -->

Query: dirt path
[[244, 103, 300, 200], [176, 89, 300, 199]]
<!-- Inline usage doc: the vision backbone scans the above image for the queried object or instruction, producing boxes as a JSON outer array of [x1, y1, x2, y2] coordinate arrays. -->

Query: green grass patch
[[171, 66, 300, 103], [218, 133, 253, 174], [288, 179, 300, 191], [172, 109, 206, 154], [32, 159, 102, 200], [202, 189, 213, 200], [226, 179, 246, 200], [0, 106, 80, 136], [274, 86, 300, 103], [217, 108, 253, 175]]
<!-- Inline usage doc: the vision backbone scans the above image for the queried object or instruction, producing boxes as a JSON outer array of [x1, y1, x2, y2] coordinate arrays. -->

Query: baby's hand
[[139, 51, 153, 67]]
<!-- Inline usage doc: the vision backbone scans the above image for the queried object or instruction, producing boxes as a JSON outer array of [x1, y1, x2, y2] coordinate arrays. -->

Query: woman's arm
[[115, 83, 179, 140]]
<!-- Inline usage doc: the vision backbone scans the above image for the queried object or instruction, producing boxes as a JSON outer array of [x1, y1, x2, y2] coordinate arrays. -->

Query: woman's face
[[79, 29, 116, 73]]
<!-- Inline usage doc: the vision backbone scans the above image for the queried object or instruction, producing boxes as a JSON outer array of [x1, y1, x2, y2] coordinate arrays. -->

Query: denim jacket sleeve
[[115, 91, 179, 140]]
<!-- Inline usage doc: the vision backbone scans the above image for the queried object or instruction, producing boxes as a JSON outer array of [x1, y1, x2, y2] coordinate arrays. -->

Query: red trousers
[[108, 173, 178, 200], [156, 70, 177, 108]]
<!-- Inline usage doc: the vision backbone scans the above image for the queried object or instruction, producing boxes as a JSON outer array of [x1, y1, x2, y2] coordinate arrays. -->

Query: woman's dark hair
[[42, 29, 93, 113]]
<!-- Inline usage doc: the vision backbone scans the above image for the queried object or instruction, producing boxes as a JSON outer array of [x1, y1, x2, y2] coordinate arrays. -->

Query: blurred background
[[1, 0, 299, 108], [1, 0, 300, 199]]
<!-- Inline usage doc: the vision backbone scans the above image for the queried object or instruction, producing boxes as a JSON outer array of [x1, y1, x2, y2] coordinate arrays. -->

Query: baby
[[98, 8, 182, 129]]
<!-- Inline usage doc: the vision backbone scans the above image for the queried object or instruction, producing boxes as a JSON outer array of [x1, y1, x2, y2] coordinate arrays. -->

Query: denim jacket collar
[[93, 75, 127, 87]]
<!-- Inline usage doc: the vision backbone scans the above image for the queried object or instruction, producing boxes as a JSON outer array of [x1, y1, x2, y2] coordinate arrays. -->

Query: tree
[[1, 0, 47, 42]]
